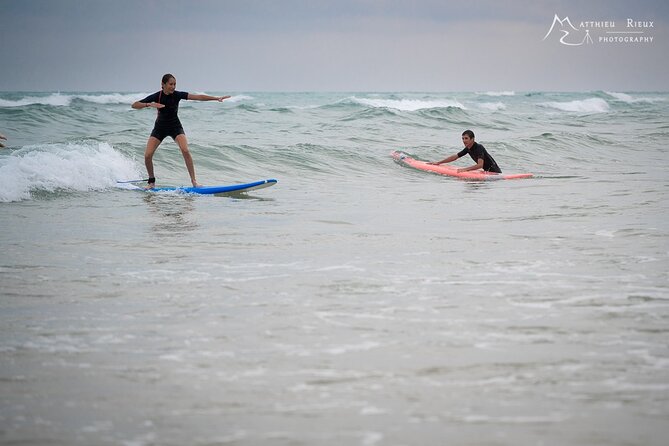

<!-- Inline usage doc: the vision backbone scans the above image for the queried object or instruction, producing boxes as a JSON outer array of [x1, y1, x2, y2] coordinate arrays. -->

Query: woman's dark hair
[[161, 73, 176, 85]]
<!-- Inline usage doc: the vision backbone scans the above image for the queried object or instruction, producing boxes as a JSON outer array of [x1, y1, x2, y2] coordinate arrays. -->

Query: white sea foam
[[76, 93, 148, 104], [478, 91, 515, 96], [75, 92, 250, 105], [604, 91, 663, 103], [462, 414, 569, 424], [541, 98, 610, 113], [350, 97, 465, 111], [325, 341, 380, 355], [478, 102, 507, 111], [225, 94, 254, 103], [0, 92, 149, 107], [0, 141, 140, 202], [0, 92, 246, 107], [0, 93, 73, 107]]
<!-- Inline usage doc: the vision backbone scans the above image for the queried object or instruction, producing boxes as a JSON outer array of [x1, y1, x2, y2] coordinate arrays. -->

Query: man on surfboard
[[429, 130, 502, 173], [132, 74, 230, 188]]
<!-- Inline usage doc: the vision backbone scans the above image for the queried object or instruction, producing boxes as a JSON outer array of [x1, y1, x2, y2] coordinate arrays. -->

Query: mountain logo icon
[[543, 14, 593, 46]]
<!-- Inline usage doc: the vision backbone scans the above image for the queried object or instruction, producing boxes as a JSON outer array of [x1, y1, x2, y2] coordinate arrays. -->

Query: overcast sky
[[1, 0, 667, 92]]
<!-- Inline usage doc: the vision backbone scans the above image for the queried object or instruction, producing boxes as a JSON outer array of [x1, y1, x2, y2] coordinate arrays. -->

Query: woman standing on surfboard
[[132, 74, 230, 188]]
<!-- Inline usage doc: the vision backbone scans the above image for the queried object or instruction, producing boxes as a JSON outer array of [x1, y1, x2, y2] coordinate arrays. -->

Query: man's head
[[462, 130, 475, 148]]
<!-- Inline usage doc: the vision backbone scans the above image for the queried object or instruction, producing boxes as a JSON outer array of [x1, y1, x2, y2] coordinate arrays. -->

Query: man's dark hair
[[462, 129, 475, 139]]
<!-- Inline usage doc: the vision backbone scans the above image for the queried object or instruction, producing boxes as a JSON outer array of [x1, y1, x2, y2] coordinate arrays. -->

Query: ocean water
[[1, 91, 668, 445]]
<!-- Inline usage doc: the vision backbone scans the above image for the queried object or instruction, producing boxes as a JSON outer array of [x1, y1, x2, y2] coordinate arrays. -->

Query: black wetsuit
[[140, 90, 189, 141], [457, 142, 502, 173]]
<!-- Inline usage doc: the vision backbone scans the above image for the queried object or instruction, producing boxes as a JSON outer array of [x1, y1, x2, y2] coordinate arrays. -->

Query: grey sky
[[1, 0, 667, 92]]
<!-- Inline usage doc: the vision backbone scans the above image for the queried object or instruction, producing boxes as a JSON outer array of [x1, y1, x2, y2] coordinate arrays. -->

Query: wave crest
[[604, 91, 663, 104], [0, 141, 140, 202], [0, 93, 251, 108], [477, 91, 515, 97], [0, 93, 74, 107], [348, 96, 465, 111], [540, 98, 610, 113], [478, 102, 507, 111]]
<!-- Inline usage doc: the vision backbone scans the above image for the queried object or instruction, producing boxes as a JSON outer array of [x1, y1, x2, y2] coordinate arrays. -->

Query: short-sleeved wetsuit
[[140, 90, 189, 141], [457, 142, 502, 173]]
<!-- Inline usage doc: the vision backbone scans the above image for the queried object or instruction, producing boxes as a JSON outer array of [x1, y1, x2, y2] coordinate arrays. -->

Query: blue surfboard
[[117, 179, 277, 195]]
